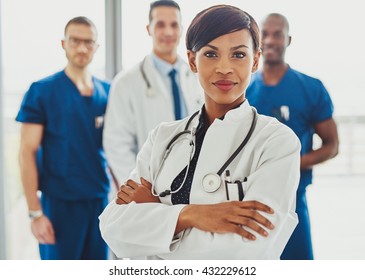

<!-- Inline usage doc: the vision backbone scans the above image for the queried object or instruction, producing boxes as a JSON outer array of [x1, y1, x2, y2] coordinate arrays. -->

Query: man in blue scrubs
[[16, 17, 110, 259], [247, 13, 339, 259]]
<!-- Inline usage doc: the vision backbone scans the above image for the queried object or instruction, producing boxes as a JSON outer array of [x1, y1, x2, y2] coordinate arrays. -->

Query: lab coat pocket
[[225, 178, 247, 201]]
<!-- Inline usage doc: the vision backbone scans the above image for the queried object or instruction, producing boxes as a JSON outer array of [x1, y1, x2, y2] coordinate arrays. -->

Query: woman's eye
[[204, 51, 217, 58], [233, 52, 246, 58]]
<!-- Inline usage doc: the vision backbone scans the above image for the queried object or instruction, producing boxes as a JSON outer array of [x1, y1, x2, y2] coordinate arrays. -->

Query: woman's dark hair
[[186, 5, 260, 53]]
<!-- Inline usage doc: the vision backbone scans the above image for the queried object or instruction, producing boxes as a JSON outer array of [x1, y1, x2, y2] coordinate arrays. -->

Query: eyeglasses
[[65, 37, 97, 49]]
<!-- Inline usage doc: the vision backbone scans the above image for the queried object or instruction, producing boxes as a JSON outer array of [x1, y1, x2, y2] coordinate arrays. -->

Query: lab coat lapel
[[179, 63, 192, 113], [145, 54, 175, 120], [190, 103, 254, 204], [152, 114, 201, 205]]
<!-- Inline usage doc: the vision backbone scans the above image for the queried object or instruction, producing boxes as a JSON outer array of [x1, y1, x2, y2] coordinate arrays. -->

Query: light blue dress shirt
[[152, 53, 187, 118]]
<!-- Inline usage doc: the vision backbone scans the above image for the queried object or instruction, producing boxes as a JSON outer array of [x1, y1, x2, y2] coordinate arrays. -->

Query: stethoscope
[[139, 56, 191, 97], [151, 107, 258, 197], [140, 57, 154, 97]]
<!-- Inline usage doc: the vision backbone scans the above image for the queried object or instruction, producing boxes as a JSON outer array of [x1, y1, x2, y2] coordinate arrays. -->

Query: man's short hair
[[263, 13, 290, 33], [149, 0, 180, 22], [64, 16, 97, 37]]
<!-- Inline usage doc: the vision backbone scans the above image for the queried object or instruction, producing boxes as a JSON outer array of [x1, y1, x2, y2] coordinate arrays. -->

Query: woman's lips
[[213, 80, 237, 91]]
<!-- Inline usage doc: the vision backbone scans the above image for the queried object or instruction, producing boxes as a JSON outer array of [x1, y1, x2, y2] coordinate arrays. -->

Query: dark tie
[[168, 69, 182, 120]]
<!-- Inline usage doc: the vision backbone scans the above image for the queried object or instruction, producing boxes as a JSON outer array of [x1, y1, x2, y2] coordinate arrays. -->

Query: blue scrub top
[[247, 67, 334, 191], [16, 70, 111, 200]]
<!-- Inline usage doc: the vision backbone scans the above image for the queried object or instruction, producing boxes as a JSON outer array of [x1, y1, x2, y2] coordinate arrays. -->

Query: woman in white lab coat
[[99, 5, 301, 260]]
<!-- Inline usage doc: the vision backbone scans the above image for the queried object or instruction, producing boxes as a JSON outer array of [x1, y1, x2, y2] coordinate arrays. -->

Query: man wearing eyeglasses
[[16, 17, 110, 260]]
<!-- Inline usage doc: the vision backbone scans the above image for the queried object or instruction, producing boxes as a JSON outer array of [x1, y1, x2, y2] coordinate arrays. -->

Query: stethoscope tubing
[[140, 57, 151, 89], [216, 108, 257, 176], [151, 107, 257, 197], [140, 56, 191, 97]]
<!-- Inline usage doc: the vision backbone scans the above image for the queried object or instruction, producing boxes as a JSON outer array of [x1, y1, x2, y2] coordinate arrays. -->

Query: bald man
[[247, 13, 339, 260]]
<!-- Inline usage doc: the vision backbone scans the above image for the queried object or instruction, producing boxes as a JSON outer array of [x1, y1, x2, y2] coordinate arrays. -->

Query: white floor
[[307, 175, 365, 259], [6, 175, 365, 260], [6, 196, 39, 260]]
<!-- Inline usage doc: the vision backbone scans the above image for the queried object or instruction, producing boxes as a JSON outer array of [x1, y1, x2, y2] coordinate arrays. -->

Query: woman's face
[[188, 29, 260, 108]]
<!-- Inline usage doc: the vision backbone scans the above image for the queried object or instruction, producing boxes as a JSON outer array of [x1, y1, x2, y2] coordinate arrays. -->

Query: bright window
[[122, 0, 365, 116], [2, 0, 106, 208], [1, 0, 105, 259]]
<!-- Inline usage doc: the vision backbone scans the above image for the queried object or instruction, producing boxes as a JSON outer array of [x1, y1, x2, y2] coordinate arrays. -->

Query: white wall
[[122, 0, 365, 116]]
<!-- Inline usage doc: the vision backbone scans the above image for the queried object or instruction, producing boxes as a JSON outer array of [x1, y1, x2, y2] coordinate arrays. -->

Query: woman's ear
[[252, 50, 261, 73], [187, 50, 197, 73]]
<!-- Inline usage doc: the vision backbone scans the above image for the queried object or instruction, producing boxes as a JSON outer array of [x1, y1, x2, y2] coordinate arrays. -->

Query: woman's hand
[[116, 177, 160, 204], [177, 201, 275, 240]]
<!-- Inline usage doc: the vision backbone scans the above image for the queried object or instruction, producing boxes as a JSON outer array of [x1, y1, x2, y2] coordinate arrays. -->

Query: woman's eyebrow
[[205, 44, 249, 51]]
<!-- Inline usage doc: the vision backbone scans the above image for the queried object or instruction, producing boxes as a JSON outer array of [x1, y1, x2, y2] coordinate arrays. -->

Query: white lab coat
[[99, 101, 301, 259], [103, 54, 203, 184]]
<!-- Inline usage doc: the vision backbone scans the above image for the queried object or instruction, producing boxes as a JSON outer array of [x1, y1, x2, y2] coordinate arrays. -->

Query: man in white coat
[[103, 0, 203, 186]]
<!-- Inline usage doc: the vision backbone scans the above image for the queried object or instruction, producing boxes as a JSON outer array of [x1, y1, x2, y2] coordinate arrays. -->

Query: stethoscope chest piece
[[202, 173, 221, 193]]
